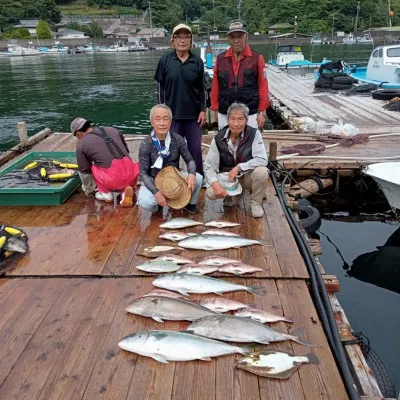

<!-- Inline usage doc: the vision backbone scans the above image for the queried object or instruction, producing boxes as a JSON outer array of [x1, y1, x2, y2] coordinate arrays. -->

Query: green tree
[[36, 20, 52, 38], [0, 27, 31, 39]]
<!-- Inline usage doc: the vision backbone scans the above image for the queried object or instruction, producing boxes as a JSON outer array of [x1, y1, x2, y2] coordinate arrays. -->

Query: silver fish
[[153, 274, 267, 296], [118, 330, 252, 363], [141, 246, 183, 258], [153, 254, 195, 265], [4, 236, 28, 253], [201, 229, 240, 237], [218, 263, 263, 275], [136, 260, 181, 273], [159, 231, 193, 242], [205, 220, 240, 228], [142, 289, 185, 299], [125, 296, 216, 322], [185, 315, 312, 345], [178, 235, 262, 251], [236, 350, 319, 379], [199, 256, 243, 266], [234, 307, 293, 324], [177, 263, 219, 276], [159, 218, 204, 229], [199, 298, 250, 313]]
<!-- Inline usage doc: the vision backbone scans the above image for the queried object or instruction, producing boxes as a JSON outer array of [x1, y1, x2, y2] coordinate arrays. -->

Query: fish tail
[[290, 334, 314, 347], [306, 352, 320, 365], [246, 286, 267, 296], [237, 344, 256, 355]]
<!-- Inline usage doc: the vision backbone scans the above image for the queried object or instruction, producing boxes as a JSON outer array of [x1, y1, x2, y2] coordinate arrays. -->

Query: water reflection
[[343, 226, 400, 294]]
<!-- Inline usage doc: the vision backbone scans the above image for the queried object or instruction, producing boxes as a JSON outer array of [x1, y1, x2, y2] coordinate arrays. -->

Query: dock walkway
[[0, 133, 387, 399]]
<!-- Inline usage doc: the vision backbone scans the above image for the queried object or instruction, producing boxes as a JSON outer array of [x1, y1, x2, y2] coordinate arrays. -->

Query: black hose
[[271, 171, 360, 400]]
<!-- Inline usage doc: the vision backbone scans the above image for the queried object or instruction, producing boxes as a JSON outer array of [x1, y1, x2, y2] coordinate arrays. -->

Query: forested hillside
[[0, 0, 398, 33]]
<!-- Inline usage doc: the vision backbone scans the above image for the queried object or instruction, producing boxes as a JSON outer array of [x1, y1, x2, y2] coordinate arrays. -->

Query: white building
[[137, 28, 167, 41], [57, 29, 88, 39], [13, 20, 39, 36]]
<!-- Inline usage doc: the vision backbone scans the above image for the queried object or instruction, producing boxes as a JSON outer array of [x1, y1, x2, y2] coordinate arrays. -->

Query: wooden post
[[269, 141, 278, 163], [17, 122, 28, 147]]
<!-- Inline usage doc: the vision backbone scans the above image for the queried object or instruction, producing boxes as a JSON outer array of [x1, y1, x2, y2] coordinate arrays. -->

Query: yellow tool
[[0, 236, 6, 249], [40, 168, 47, 178], [59, 163, 78, 169], [48, 173, 73, 180], [4, 227, 25, 237], [23, 161, 38, 170], [52, 160, 61, 165]]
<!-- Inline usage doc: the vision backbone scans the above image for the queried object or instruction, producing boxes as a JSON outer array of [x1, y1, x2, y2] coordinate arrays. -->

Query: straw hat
[[217, 172, 242, 196], [155, 166, 191, 209]]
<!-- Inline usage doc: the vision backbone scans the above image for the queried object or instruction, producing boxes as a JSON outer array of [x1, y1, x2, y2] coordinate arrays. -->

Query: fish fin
[[177, 290, 189, 296], [246, 286, 267, 296], [237, 344, 256, 356], [152, 316, 164, 323], [199, 357, 212, 361], [151, 354, 169, 364], [269, 365, 302, 380], [289, 328, 314, 346], [306, 352, 320, 365]]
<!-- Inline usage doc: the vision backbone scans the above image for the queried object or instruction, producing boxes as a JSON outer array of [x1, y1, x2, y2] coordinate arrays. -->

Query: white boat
[[343, 33, 357, 45], [268, 45, 322, 69], [76, 44, 99, 53], [348, 44, 400, 88], [310, 35, 322, 45], [0, 43, 41, 57], [40, 43, 70, 54], [356, 33, 373, 44], [130, 42, 148, 51], [363, 162, 400, 210]]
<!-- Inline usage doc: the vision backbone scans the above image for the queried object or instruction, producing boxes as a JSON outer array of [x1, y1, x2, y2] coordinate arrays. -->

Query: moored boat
[[0, 43, 41, 57], [363, 162, 400, 210], [348, 44, 400, 88], [268, 45, 322, 69]]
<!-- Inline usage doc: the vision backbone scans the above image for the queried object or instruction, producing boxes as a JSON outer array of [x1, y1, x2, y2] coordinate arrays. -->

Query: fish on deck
[[159, 218, 203, 229], [178, 235, 262, 251]]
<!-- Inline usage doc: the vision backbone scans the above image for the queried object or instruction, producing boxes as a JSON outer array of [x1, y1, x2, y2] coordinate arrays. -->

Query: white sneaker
[[251, 201, 264, 218], [95, 191, 113, 202]]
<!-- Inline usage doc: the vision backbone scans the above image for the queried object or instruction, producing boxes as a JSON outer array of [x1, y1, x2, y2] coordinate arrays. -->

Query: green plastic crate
[[0, 151, 81, 206]]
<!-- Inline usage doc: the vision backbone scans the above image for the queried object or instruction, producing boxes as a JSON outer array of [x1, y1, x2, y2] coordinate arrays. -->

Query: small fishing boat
[[348, 45, 400, 88], [363, 162, 400, 210], [268, 45, 322, 69], [310, 35, 322, 45], [0, 43, 41, 57]]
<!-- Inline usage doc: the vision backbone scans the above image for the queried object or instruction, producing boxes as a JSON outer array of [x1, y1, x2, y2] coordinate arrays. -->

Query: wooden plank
[[36, 279, 124, 400], [276, 279, 349, 400], [0, 279, 65, 387], [0, 279, 97, 399], [265, 183, 309, 278]]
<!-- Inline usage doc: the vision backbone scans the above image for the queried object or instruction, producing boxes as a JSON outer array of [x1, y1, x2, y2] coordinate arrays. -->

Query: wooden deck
[[267, 65, 400, 132], [0, 133, 356, 400]]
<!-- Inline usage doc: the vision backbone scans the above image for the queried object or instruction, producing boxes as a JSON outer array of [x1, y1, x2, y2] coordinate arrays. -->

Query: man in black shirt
[[137, 104, 202, 213], [154, 23, 206, 177]]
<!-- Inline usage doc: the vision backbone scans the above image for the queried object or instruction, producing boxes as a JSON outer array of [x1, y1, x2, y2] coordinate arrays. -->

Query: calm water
[[0, 43, 373, 149], [319, 219, 400, 394]]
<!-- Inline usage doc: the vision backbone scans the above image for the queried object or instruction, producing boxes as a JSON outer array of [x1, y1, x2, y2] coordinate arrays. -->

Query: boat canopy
[[278, 45, 302, 53]]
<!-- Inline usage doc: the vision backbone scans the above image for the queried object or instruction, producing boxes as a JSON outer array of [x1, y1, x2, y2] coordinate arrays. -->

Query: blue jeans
[[137, 172, 203, 212]]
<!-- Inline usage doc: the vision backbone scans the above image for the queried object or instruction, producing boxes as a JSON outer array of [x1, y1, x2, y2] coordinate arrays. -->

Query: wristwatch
[[258, 111, 267, 117]]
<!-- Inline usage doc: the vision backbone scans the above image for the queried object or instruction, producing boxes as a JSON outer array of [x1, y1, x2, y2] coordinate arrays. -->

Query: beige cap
[[70, 117, 92, 135], [172, 23, 192, 36]]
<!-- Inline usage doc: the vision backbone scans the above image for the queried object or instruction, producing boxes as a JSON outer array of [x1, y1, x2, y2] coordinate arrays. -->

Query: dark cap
[[227, 20, 247, 35], [70, 117, 92, 135]]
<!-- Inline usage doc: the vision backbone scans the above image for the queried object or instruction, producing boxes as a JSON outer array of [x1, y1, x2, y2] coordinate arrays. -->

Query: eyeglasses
[[174, 35, 192, 40]]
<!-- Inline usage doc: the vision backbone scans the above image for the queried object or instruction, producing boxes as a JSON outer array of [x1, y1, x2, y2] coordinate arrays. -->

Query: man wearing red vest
[[210, 20, 270, 131]]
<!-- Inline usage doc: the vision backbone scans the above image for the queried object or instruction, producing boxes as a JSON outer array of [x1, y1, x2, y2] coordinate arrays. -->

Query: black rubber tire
[[331, 83, 353, 90], [297, 200, 321, 234], [315, 76, 332, 88], [371, 89, 400, 100], [333, 76, 355, 85]]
